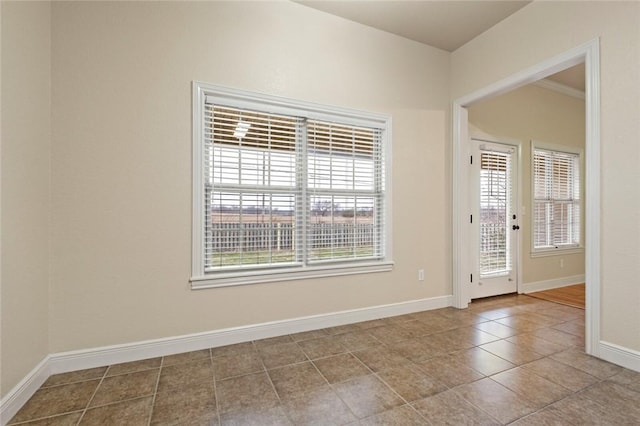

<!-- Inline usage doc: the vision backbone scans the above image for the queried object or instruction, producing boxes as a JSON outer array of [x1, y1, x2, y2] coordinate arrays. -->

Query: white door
[[470, 139, 519, 299]]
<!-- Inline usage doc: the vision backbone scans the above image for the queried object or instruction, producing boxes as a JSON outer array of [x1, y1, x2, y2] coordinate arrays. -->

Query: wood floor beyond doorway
[[528, 283, 585, 309]]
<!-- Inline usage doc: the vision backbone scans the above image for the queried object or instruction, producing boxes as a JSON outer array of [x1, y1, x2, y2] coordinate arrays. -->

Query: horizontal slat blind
[[204, 105, 301, 270], [202, 103, 386, 272], [533, 148, 580, 249], [479, 151, 512, 276], [307, 120, 384, 262], [481, 152, 508, 172]]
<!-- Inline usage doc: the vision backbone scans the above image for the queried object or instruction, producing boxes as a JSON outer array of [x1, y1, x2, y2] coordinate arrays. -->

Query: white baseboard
[[520, 274, 585, 294], [599, 341, 640, 373], [1, 295, 451, 424], [0, 357, 50, 426], [48, 295, 452, 374]]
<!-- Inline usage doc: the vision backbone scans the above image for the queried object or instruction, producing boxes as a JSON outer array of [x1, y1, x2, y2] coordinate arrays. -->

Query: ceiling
[[296, 1, 585, 92], [296, 1, 532, 52]]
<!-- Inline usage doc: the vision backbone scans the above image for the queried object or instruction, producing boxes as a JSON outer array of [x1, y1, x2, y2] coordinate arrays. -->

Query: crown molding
[[533, 78, 585, 99]]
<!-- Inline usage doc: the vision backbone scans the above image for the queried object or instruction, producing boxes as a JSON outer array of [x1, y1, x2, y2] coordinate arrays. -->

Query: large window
[[192, 83, 391, 288], [532, 143, 581, 253]]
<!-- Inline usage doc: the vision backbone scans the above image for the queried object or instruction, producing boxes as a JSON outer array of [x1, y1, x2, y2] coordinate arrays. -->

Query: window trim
[[191, 82, 393, 289], [530, 140, 583, 256]]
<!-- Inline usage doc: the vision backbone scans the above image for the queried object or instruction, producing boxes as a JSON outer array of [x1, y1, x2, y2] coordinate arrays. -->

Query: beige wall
[[453, 1, 640, 351], [1, 2, 51, 397], [4, 0, 638, 398], [49, 1, 451, 352], [469, 84, 585, 284]]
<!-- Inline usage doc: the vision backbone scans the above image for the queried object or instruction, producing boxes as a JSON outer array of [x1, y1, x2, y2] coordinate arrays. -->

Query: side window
[[532, 145, 581, 252], [191, 83, 392, 288]]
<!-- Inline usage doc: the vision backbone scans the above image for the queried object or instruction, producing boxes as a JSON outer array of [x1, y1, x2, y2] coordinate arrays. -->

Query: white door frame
[[469, 136, 523, 299], [452, 39, 600, 356]]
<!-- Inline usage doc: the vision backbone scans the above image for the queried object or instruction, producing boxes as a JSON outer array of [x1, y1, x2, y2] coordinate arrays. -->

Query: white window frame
[[191, 82, 393, 289], [530, 141, 583, 257]]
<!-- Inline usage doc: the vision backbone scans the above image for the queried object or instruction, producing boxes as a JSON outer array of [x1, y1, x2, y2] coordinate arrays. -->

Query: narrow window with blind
[[479, 150, 512, 276], [192, 83, 392, 288], [532, 144, 581, 253]]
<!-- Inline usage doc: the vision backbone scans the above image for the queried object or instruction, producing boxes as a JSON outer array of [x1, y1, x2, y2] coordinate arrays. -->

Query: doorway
[[452, 39, 601, 356], [470, 139, 519, 299]]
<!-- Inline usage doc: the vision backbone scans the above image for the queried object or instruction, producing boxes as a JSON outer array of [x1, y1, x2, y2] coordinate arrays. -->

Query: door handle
[[512, 225, 520, 230]]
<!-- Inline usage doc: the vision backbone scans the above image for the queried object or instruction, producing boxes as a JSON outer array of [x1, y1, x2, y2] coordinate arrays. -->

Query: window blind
[[204, 105, 301, 270], [307, 120, 384, 262], [479, 151, 512, 276], [533, 148, 580, 249], [202, 103, 385, 272]]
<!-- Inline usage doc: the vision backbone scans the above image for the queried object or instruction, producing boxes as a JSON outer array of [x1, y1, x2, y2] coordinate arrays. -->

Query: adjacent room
[[2, 1, 639, 424]]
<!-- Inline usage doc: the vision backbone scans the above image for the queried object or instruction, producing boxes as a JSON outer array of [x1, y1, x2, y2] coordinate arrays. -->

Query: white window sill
[[190, 260, 394, 290], [530, 247, 584, 258]]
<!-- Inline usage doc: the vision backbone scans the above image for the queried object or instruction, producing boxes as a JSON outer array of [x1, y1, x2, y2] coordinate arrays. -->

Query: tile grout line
[[448, 377, 515, 424], [464, 349, 609, 425], [250, 339, 290, 424], [499, 365, 613, 425], [275, 337, 311, 425], [75, 365, 110, 425], [368, 364, 431, 424], [8, 408, 86, 426], [288, 327, 413, 421], [207, 348, 221, 426], [285, 337, 317, 424], [10, 366, 167, 425], [12, 295, 629, 425], [310, 341, 373, 422], [145, 356, 164, 426], [6, 374, 106, 426]]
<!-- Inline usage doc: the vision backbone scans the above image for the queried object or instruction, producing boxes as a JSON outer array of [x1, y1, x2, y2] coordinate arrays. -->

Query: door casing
[[451, 39, 600, 356], [469, 136, 523, 299]]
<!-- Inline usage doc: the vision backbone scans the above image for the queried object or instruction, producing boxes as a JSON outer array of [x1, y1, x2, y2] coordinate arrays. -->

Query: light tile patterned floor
[[7, 294, 640, 425]]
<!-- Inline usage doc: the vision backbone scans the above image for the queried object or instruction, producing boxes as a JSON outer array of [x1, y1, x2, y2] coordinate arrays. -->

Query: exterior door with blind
[[470, 139, 519, 299]]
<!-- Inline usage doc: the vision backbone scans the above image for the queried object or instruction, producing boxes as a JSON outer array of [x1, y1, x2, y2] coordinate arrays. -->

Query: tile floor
[[7, 294, 640, 425]]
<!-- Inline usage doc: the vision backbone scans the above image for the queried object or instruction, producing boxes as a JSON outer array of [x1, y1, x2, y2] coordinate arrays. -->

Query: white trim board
[[599, 341, 640, 373], [48, 295, 452, 374], [191, 82, 394, 289], [452, 38, 601, 357], [0, 357, 50, 426], [520, 274, 585, 294], [0, 295, 451, 424]]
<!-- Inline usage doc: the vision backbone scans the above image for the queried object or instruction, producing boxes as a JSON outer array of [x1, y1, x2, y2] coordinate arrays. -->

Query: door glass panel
[[479, 150, 512, 277]]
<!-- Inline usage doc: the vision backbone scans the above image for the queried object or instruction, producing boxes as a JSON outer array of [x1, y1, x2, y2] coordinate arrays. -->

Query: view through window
[[200, 99, 387, 275], [533, 147, 581, 250]]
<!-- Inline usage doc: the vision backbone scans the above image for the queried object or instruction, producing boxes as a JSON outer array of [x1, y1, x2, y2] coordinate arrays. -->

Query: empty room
[[2, 1, 639, 425]]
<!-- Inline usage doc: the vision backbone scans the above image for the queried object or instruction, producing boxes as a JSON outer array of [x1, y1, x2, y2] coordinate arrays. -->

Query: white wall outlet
[[418, 269, 425, 281], [560, 258, 564, 268]]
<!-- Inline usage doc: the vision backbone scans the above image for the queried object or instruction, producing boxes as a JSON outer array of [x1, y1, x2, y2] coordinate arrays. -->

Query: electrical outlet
[[560, 258, 564, 268], [418, 269, 425, 281]]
